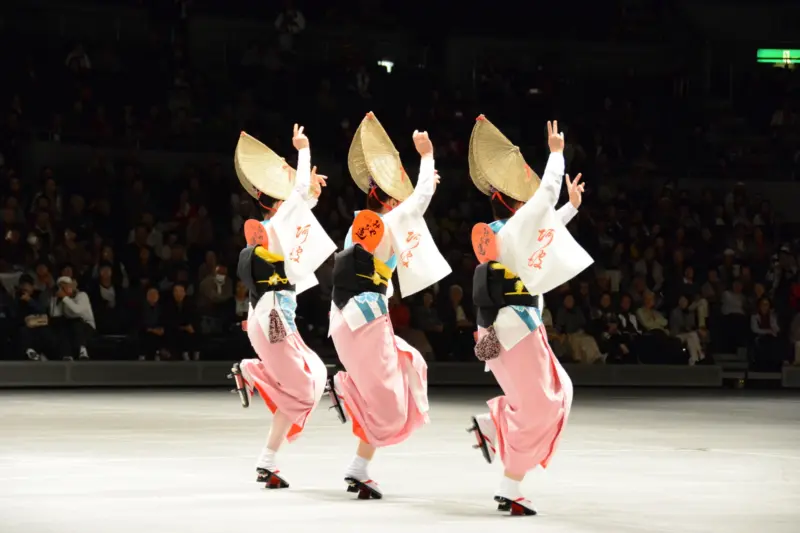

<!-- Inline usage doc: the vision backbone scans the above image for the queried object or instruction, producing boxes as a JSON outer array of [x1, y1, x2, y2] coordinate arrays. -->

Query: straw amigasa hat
[[348, 112, 414, 202], [468, 115, 540, 202], [234, 131, 296, 201]]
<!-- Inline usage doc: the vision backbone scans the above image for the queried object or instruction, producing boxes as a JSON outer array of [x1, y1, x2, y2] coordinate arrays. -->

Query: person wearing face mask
[[326, 113, 450, 500], [229, 124, 335, 491], [196, 264, 233, 332]]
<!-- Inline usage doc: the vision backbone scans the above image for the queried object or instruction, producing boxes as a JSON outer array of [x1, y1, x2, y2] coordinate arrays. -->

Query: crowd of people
[[2, 2, 800, 369]]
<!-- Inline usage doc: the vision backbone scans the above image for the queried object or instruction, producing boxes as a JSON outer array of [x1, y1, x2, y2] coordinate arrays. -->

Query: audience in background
[[750, 297, 782, 371], [138, 286, 166, 361], [164, 283, 199, 361], [1, 4, 800, 370], [670, 295, 705, 365]]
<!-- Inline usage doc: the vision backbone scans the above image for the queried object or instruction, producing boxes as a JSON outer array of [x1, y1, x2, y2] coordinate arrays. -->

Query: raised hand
[[565, 173, 585, 209], [412, 130, 434, 158], [547, 120, 564, 153], [292, 123, 309, 150], [310, 165, 327, 198]]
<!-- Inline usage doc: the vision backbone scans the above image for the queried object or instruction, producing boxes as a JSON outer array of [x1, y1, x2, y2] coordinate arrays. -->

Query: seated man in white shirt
[[49, 276, 96, 360]]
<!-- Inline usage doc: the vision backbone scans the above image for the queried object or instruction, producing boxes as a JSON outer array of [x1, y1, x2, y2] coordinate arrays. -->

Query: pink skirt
[[240, 309, 327, 442], [484, 325, 573, 477], [330, 310, 429, 447]]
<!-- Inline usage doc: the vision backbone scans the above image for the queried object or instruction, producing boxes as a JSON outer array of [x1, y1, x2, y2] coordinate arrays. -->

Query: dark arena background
[[1, 0, 799, 531]]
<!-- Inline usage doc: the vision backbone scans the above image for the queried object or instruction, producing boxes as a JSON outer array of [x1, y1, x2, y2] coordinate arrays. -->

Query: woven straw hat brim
[[234, 132, 296, 201], [468, 115, 540, 202], [348, 113, 414, 202], [468, 124, 493, 196]]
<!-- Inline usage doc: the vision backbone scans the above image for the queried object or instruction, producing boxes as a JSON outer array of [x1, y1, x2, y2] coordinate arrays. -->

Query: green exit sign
[[757, 49, 800, 64]]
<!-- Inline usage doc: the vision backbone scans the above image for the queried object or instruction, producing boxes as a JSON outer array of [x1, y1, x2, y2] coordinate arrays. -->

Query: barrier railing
[[0, 361, 730, 388]]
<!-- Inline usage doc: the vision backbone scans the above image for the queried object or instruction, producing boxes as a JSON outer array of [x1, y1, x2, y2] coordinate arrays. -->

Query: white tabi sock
[[496, 476, 523, 500], [344, 456, 370, 481], [256, 447, 278, 470]]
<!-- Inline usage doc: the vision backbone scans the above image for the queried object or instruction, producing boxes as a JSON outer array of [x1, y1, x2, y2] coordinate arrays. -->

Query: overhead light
[[377, 59, 394, 73]]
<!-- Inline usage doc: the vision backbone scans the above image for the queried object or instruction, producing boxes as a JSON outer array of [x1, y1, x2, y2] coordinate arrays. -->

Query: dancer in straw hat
[[229, 124, 336, 489], [325, 112, 451, 499], [465, 117, 593, 515]]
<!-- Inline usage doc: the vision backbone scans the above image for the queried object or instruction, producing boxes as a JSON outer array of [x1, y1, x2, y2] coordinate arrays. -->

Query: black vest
[[472, 261, 539, 328], [237, 246, 296, 307], [331, 244, 389, 310]]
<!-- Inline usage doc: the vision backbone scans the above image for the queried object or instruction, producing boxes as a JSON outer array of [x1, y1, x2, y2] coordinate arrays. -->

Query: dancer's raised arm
[[394, 130, 437, 218], [556, 172, 584, 225], [291, 123, 326, 209], [515, 120, 565, 219]]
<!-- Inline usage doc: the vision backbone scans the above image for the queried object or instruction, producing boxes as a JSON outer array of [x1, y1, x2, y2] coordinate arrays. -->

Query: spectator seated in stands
[[164, 282, 199, 361], [1, 228, 26, 271], [750, 297, 785, 371], [197, 250, 218, 282], [670, 295, 707, 365], [87, 262, 129, 335], [636, 290, 687, 364], [48, 276, 95, 361], [130, 245, 158, 289], [412, 290, 446, 360], [542, 306, 569, 361], [556, 293, 603, 364], [53, 227, 90, 275], [701, 267, 724, 311], [721, 280, 749, 351], [790, 310, 800, 367], [634, 247, 665, 294], [441, 284, 476, 361], [231, 280, 249, 330], [92, 245, 130, 289], [13, 275, 51, 361], [600, 315, 636, 364], [389, 292, 433, 360], [137, 287, 166, 361], [616, 293, 643, 355], [196, 264, 233, 334], [588, 291, 614, 341], [31, 260, 55, 306]]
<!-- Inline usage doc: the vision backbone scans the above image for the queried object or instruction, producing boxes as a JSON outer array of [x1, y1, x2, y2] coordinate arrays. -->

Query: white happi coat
[[332, 154, 452, 334], [262, 147, 336, 293], [489, 151, 593, 354], [246, 147, 333, 417], [251, 146, 336, 335]]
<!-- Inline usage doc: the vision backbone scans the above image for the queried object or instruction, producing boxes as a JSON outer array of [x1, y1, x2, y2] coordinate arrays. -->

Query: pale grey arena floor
[[1, 388, 799, 533]]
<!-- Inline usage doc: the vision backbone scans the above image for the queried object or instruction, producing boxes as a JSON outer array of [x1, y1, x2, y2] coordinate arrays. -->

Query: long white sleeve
[[293, 147, 317, 209], [394, 155, 436, 219], [556, 202, 578, 226], [514, 152, 565, 221]]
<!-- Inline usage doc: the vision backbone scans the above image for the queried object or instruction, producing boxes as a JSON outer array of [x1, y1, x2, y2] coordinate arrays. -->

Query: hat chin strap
[[369, 186, 395, 212], [257, 192, 278, 215], [491, 190, 518, 215]]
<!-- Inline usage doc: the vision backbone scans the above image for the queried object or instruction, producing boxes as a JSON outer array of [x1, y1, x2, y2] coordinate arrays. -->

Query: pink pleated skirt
[[484, 325, 573, 477], [329, 310, 429, 447], [240, 307, 327, 442]]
